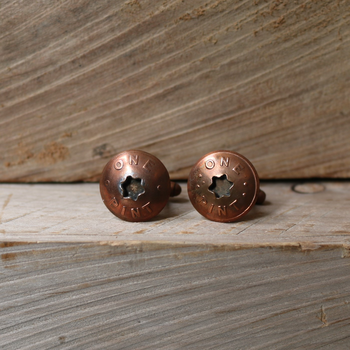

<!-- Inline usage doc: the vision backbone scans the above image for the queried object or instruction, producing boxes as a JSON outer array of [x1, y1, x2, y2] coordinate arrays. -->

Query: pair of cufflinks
[[100, 150, 266, 222]]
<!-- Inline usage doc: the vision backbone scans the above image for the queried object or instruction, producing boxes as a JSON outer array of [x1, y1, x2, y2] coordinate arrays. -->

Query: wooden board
[[1, 242, 350, 349], [0, 182, 350, 248], [1, 182, 350, 348], [1, 0, 350, 182]]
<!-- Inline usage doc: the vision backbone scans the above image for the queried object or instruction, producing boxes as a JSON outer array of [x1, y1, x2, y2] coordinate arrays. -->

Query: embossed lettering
[[129, 154, 139, 165], [114, 159, 124, 170], [229, 199, 239, 210], [218, 205, 227, 216], [131, 207, 141, 218], [209, 204, 214, 213], [109, 197, 119, 207], [205, 159, 215, 169], [121, 206, 126, 216], [142, 202, 152, 213], [143, 159, 156, 172], [201, 196, 207, 205], [220, 157, 230, 167], [232, 163, 244, 175]]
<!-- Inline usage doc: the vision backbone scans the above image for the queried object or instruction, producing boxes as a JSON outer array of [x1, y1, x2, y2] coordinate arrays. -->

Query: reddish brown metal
[[100, 150, 181, 222], [170, 181, 182, 197], [256, 189, 266, 205], [187, 150, 266, 222]]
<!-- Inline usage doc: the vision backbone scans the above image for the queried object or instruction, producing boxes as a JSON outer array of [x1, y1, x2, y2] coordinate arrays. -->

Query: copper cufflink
[[100, 150, 265, 222], [100, 150, 181, 222], [187, 150, 265, 222]]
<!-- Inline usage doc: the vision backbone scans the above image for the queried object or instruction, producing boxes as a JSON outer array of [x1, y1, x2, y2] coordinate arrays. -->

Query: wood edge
[[1, 240, 350, 255]]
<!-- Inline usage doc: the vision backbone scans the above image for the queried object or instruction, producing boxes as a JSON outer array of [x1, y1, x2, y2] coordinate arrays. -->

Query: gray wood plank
[[0, 242, 349, 349], [0, 182, 350, 248], [0, 0, 349, 181], [0, 182, 350, 348]]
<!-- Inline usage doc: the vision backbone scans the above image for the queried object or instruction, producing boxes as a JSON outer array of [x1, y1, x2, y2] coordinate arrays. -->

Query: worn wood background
[[1, 242, 350, 349], [0, 0, 349, 182], [0, 182, 350, 348], [1, 182, 350, 247]]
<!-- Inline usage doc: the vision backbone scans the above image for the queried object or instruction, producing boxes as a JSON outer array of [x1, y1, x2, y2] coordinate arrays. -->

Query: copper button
[[187, 151, 265, 222], [100, 150, 181, 222]]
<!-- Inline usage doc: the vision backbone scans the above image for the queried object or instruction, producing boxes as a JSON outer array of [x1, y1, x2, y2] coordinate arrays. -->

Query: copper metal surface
[[100, 150, 181, 222], [187, 151, 266, 222]]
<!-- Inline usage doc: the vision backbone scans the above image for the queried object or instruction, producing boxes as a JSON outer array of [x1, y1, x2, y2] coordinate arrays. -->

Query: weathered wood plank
[[0, 0, 349, 181], [0, 242, 350, 349], [0, 182, 350, 348], [0, 182, 350, 249]]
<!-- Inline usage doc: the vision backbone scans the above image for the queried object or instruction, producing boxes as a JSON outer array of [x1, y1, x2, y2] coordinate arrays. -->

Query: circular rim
[[187, 150, 259, 222], [100, 150, 170, 222]]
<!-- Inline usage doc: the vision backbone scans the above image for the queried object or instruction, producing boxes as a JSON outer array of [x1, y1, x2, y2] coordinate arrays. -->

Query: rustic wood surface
[[1, 0, 350, 182], [1, 242, 350, 349], [0, 182, 350, 248], [0, 182, 350, 348]]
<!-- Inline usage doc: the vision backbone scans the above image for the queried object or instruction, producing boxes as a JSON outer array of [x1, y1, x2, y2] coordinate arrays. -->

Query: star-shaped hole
[[208, 174, 233, 198], [121, 176, 145, 201]]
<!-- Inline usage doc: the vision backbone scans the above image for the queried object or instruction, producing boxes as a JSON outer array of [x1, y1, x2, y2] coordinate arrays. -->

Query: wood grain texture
[[1, 242, 350, 349], [0, 0, 350, 182], [0, 182, 350, 348], [0, 182, 350, 249]]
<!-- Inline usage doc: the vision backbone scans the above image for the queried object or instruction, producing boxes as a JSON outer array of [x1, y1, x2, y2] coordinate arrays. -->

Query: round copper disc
[[187, 151, 260, 222], [100, 150, 171, 222]]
